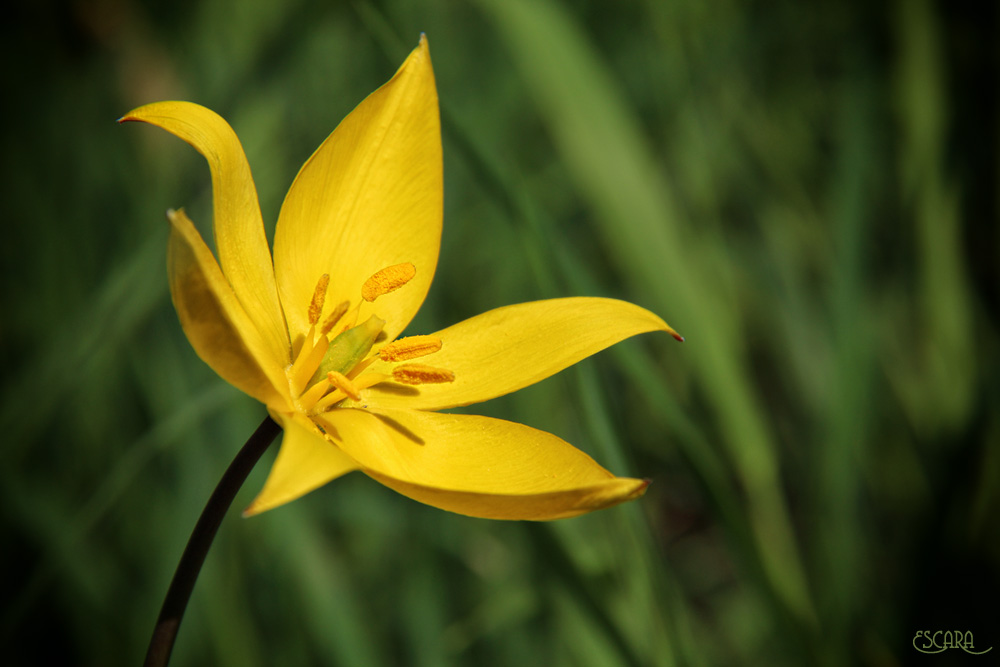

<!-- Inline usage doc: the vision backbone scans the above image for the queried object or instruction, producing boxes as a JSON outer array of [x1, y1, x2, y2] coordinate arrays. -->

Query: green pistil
[[313, 314, 385, 382]]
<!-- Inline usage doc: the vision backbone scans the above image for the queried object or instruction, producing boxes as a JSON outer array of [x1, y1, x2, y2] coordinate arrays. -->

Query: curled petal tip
[[623, 478, 652, 502], [117, 108, 145, 124], [661, 321, 684, 342]]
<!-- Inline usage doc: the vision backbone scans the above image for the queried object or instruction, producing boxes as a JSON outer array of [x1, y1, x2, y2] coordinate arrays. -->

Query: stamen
[[347, 356, 377, 379], [299, 376, 332, 411], [312, 372, 389, 412], [392, 363, 455, 385], [361, 263, 416, 302], [326, 371, 361, 401], [379, 335, 442, 362], [311, 389, 348, 414], [290, 332, 329, 396], [355, 372, 391, 391], [289, 324, 317, 375], [320, 300, 350, 335], [308, 274, 330, 325]]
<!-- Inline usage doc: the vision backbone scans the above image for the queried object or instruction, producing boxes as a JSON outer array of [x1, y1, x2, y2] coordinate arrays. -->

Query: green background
[[2, 0, 997, 664]]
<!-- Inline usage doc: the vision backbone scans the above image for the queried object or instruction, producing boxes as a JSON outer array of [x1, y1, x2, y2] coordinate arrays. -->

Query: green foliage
[[2, 0, 996, 664]]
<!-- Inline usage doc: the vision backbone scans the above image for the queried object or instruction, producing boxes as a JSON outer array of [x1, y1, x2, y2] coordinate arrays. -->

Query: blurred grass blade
[[2, 234, 166, 461], [0, 384, 233, 642], [888, 0, 975, 433], [479, 0, 816, 628]]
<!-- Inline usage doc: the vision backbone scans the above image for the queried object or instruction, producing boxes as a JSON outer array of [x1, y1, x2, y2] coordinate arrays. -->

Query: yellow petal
[[362, 297, 680, 410], [121, 101, 289, 370], [244, 413, 359, 516], [316, 408, 648, 520], [167, 209, 289, 409], [272, 36, 442, 344]]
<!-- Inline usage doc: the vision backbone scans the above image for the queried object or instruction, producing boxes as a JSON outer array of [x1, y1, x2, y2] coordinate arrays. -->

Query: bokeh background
[[2, 0, 997, 665]]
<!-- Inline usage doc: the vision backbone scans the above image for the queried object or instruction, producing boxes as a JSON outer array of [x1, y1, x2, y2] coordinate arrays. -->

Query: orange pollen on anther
[[308, 274, 330, 325], [320, 300, 350, 335], [379, 335, 442, 362], [392, 363, 455, 386], [326, 371, 361, 401], [361, 262, 416, 302]]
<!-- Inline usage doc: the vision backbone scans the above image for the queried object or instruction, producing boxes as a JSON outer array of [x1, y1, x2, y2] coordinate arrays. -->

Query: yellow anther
[[320, 300, 350, 335], [326, 371, 361, 401], [361, 262, 416, 302], [308, 274, 330, 325], [392, 363, 455, 386], [379, 335, 442, 362]]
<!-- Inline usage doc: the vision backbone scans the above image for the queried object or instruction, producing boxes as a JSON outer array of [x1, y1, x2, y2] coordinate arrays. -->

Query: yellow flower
[[122, 37, 681, 520]]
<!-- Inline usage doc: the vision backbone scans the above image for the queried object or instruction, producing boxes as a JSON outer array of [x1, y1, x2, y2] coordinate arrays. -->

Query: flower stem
[[143, 415, 281, 667]]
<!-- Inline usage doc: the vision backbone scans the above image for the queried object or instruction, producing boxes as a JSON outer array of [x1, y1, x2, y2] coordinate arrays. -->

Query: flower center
[[285, 264, 455, 414]]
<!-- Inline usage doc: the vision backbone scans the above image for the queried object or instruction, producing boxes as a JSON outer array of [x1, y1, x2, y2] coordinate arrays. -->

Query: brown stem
[[143, 415, 281, 667]]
